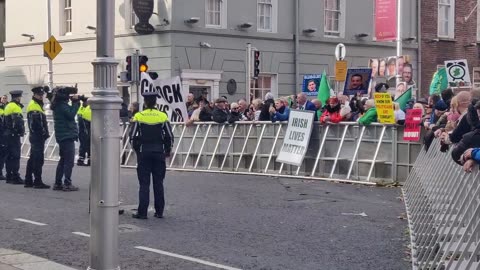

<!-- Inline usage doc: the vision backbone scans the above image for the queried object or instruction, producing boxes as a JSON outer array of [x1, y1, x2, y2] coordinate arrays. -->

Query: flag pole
[[396, 0, 403, 87]]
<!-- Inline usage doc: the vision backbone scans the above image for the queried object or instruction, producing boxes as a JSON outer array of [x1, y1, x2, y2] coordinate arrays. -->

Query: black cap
[[9, 90, 23, 98], [141, 91, 158, 98], [31, 86, 46, 95]]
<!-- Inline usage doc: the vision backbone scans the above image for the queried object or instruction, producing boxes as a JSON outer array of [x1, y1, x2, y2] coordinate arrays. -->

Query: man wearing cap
[[212, 97, 230, 124], [24, 86, 50, 189], [77, 98, 91, 166], [4, 90, 25, 184], [130, 91, 174, 219], [0, 95, 7, 180]]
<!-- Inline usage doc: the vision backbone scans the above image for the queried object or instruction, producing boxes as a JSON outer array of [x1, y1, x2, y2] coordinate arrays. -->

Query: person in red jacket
[[320, 97, 343, 124]]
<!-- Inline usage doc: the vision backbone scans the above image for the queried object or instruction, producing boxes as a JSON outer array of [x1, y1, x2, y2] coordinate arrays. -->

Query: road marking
[[72, 232, 90, 237], [135, 246, 242, 270], [14, 218, 47, 226]]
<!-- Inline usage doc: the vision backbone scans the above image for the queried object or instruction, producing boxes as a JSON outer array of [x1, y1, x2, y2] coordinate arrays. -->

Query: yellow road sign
[[335, 60, 348, 81], [43, 35, 62, 60]]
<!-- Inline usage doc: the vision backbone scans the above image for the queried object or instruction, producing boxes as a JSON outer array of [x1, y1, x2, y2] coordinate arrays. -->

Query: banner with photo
[[368, 55, 414, 96], [139, 73, 188, 123], [343, 68, 372, 96], [302, 74, 321, 97]]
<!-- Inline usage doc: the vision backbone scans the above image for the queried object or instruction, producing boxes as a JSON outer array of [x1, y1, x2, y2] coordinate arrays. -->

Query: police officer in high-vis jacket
[[24, 86, 50, 189], [77, 99, 91, 166], [130, 91, 174, 219], [4, 90, 25, 184]]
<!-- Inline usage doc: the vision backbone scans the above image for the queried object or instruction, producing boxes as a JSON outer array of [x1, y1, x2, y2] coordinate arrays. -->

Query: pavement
[[0, 160, 411, 270], [0, 249, 76, 270]]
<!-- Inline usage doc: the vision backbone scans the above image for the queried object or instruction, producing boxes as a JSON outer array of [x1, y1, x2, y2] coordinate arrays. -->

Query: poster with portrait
[[395, 82, 407, 100], [343, 68, 372, 96], [444, 59, 471, 87], [302, 74, 321, 97]]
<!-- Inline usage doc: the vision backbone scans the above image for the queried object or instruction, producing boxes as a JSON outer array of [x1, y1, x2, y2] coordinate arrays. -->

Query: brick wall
[[420, 0, 479, 97]]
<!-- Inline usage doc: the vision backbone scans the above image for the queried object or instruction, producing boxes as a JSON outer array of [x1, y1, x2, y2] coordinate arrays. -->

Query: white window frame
[[205, 0, 227, 29], [125, 0, 139, 29], [437, 0, 455, 39], [257, 0, 278, 33], [250, 74, 278, 101], [324, 0, 345, 38], [61, 0, 73, 36]]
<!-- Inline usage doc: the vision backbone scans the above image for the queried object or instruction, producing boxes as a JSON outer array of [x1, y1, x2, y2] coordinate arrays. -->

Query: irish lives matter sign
[[403, 109, 423, 141], [276, 110, 315, 166], [375, 0, 397, 41], [374, 93, 395, 124], [140, 73, 188, 122]]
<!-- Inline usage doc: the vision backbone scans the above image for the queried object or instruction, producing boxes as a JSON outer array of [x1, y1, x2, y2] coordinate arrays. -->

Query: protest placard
[[302, 74, 321, 97], [374, 93, 395, 124], [404, 109, 423, 141], [276, 110, 315, 166], [140, 73, 188, 122]]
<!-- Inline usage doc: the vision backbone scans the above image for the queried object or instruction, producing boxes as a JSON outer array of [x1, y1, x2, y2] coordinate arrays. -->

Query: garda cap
[[141, 91, 158, 98], [31, 86, 47, 95], [9, 90, 23, 98]]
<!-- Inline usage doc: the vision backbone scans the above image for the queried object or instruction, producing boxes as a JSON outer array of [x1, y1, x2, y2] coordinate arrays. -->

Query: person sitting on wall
[[358, 99, 378, 126], [320, 97, 342, 124], [269, 98, 290, 122]]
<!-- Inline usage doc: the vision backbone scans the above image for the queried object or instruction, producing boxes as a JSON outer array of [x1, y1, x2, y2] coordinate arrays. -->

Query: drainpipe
[[294, 0, 300, 95], [417, 0, 422, 99]]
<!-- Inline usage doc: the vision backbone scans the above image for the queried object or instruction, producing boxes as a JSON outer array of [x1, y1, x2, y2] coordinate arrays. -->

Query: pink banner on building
[[375, 0, 397, 41]]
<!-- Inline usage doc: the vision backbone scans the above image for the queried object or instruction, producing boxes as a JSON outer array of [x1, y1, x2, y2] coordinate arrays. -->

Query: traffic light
[[139, 55, 149, 76], [125, 56, 132, 81], [253, 50, 260, 79]]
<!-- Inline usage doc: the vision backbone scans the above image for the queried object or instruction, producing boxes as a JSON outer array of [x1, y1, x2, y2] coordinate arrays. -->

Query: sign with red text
[[374, 93, 395, 124], [404, 109, 423, 141], [375, 0, 397, 41]]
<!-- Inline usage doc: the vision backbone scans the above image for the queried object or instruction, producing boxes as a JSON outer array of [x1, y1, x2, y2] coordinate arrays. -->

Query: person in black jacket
[[212, 97, 230, 123], [228, 103, 243, 124], [51, 87, 80, 191], [259, 92, 275, 121]]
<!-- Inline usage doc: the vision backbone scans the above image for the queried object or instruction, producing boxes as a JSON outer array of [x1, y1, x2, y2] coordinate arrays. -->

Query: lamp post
[[46, 0, 53, 89], [396, 0, 403, 86], [88, 0, 122, 269]]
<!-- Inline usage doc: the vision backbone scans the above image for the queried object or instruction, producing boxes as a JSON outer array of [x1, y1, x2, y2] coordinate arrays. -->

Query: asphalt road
[[0, 160, 410, 270]]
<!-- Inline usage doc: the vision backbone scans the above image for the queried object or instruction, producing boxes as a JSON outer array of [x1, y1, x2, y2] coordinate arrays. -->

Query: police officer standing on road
[[4, 90, 25, 185], [130, 92, 174, 219], [0, 95, 8, 180], [24, 86, 50, 189], [76, 98, 91, 166]]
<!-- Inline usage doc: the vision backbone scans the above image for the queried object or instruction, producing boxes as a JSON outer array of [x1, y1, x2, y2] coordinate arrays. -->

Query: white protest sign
[[140, 73, 188, 122], [445, 59, 471, 87], [276, 110, 315, 166]]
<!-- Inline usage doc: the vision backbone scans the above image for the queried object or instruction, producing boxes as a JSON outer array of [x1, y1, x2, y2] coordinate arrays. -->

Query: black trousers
[[0, 143, 6, 176], [55, 139, 75, 185], [5, 136, 21, 180], [25, 137, 45, 183], [136, 151, 166, 217], [78, 131, 90, 160]]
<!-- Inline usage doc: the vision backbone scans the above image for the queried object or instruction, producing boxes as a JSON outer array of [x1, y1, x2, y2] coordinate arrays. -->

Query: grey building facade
[[0, 0, 418, 102]]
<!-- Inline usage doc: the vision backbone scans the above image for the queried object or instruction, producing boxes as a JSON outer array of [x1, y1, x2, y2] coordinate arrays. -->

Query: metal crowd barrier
[[403, 139, 480, 269], [21, 120, 421, 184]]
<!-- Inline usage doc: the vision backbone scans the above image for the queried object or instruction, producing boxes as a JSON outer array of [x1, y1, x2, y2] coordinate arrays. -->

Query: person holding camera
[[24, 86, 50, 189], [4, 90, 25, 184], [77, 97, 91, 166], [50, 87, 80, 191], [130, 91, 174, 219]]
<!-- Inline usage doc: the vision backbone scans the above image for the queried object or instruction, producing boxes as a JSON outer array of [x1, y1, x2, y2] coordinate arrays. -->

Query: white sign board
[[444, 59, 471, 87], [140, 73, 188, 122], [276, 110, 315, 166], [335, 43, 346, 61]]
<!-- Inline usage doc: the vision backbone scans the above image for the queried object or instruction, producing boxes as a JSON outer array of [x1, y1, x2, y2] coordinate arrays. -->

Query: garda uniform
[[77, 103, 91, 166], [0, 100, 6, 180], [130, 92, 173, 219], [24, 87, 50, 189], [4, 90, 25, 184]]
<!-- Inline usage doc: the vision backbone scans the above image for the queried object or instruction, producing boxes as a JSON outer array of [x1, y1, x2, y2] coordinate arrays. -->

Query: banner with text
[[375, 0, 397, 41], [374, 93, 395, 124], [404, 109, 423, 141], [140, 73, 188, 122], [276, 110, 315, 166]]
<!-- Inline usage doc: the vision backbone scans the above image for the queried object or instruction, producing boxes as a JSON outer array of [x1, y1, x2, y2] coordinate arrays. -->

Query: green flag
[[317, 71, 330, 106], [429, 67, 448, 95], [394, 87, 412, 110]]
